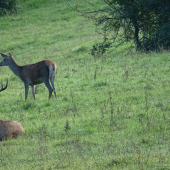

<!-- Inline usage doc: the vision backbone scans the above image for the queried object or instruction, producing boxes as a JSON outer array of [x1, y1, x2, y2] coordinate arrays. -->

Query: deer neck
[[8, 59, 22, 78]]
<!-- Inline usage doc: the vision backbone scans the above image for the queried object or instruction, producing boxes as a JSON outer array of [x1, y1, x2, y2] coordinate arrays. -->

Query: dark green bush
[[82, 0, 170, 52], [0, 0, 18, 16]]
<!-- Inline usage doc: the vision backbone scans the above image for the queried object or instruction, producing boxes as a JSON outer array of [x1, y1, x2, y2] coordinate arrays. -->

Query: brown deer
[[0, 120, 24, 141], [0, 53, 57, 100], [0, 79, 8, 92]]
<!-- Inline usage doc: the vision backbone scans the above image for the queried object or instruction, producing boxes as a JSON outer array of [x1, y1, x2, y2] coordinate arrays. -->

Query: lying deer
[[0, 76, 24, 141], [0, 53, 57, 100], [0, 120, 24, 141]]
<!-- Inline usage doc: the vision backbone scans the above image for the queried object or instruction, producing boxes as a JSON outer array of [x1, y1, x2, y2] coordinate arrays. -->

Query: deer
[[0, 120, 24, 141], [0, 53, 57, 100], [0, 79, 8, 92]]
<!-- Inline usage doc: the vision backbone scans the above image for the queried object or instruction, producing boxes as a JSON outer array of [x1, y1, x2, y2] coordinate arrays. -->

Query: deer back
[[20, 60, 56, 84]]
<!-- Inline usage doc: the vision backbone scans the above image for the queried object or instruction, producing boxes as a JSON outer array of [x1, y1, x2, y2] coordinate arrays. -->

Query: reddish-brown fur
[[0, 120, 24, 141], [19, 60, 56, 85]]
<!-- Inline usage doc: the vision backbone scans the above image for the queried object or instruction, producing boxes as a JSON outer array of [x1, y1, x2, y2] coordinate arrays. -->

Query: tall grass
[[0, 0, 170, 169]]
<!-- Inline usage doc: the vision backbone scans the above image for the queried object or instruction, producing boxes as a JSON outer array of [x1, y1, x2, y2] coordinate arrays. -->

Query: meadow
[[0, 0, 170, 169]]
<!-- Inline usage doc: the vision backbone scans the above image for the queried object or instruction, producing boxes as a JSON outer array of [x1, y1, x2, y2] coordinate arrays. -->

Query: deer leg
[[44, 81, 53, 99], [0, 134, 3, 141], [31, 85, 35, 100], [24, 83, 29, 101], [50, 75, 56, 97]]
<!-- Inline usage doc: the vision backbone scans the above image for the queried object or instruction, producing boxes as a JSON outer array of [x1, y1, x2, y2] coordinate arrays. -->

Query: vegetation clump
[[0, 0, 18, 16], [81, 0, 170, 53]]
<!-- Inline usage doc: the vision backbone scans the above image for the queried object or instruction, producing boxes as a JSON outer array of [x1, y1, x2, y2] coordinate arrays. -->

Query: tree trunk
[[134, 25, 141, 50]]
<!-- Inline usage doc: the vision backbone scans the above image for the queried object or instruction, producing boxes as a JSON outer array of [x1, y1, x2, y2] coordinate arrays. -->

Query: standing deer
[[0, 120, 24, 141], [0, 79, 8, 92], [0, 53, 57, 100]]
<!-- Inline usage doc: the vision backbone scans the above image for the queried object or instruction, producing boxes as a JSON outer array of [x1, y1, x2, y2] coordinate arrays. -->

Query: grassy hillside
[[0, 0, 170, 169]]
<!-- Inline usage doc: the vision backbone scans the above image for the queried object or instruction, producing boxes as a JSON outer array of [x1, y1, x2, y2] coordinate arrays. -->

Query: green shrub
[[0, 0, 18, 16]]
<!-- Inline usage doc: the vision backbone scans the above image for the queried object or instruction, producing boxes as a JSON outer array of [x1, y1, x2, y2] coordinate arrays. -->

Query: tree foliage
[[0, 0, 18, 16], [81, 0, 170, 54]]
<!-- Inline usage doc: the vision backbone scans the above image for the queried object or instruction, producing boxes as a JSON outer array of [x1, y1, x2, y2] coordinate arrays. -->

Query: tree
[[80, 0, 170, 54]]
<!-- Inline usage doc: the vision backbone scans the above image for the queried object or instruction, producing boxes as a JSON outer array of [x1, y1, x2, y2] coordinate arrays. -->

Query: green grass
[[0, 0, 170, 169]]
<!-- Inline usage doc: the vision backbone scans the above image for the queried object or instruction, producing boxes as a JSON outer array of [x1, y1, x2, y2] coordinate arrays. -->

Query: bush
[[0, 0, 18, 16], [81, 0, 170, 53]]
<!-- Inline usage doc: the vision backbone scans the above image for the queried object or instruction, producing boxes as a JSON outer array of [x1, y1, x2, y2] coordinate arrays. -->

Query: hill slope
[[0, 0, 170, 169]]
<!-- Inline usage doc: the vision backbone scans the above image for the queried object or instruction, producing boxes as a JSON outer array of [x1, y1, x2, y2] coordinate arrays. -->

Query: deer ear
[[9, 52, 13, 58], [0, 53, 7, 58]]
